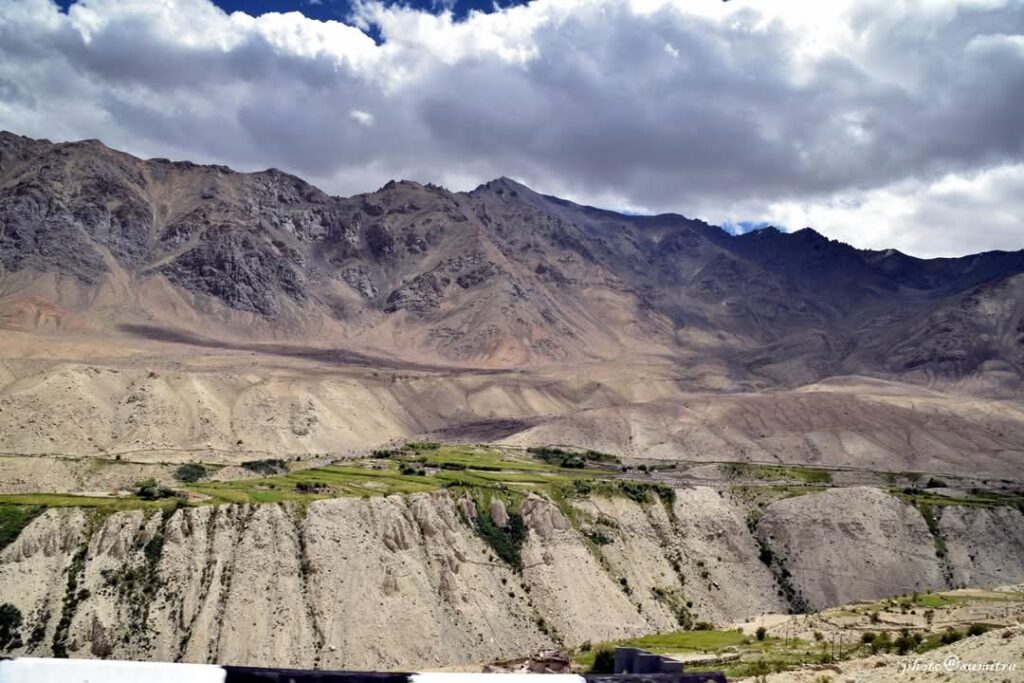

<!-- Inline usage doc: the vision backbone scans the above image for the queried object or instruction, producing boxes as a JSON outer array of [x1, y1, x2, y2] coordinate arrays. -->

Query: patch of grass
[[723, 462, 833, 485], [651, 587, 694, 629], [0, 493, 177, 511], [862, 589, 1024, 613], [574, 629, 748, 669], [0, 504, 45, 552], [730, 484, 829, 509], [893, 487, 1024, 509], [0, 446, 646, 520]]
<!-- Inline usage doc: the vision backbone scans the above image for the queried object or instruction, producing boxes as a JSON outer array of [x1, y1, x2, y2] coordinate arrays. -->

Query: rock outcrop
[[756, 487, 948, 610], [2, 487, 1022, 669]]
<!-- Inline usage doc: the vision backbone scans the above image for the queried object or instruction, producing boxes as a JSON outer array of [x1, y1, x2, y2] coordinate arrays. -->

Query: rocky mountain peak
[[0, 134, 1022, 378]]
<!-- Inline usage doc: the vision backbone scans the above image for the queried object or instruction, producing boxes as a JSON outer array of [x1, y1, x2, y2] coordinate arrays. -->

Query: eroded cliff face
[[1, 487, 1022, 669]]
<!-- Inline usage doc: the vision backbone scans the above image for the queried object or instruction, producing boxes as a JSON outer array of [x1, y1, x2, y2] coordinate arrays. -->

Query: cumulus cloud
[[0, 0, 1021, 257]]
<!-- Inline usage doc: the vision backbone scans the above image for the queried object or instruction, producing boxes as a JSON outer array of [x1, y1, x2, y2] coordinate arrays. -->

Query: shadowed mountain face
[[1, 131, 1022, 384]]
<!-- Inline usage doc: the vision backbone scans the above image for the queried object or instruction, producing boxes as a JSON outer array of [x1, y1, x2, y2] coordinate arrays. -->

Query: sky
[[2, 0, 1023, 258]]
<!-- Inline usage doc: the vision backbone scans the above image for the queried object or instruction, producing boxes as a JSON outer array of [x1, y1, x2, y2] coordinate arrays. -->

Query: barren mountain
[[0, 132, 1023, 477], [2, 131, 1022, 378], [2, 485, 1022, 669], [1, 133, 1023, 673]]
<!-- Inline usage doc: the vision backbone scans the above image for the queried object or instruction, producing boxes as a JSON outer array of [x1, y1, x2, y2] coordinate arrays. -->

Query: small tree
[[894, 631, 915, 655], [174, 463, 207, 483], [590, 647, 615, 674], [136, 479, 175, 500], [755, 626, 767, 641]]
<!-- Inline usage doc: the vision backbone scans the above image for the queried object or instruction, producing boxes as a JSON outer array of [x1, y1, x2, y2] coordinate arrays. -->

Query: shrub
[[861, 631, 876, 646], [755, 626, 767, 641], [584, 529, 613, 546], [590, 647, 616, 674], [476, 510, 527, 571], [0, 602, 23, 649], [527, 446, 619, 468], [241, 459, 288, 475], [174, 463, 207, 483], [749, 659, 770, 677], [926, 478, 948, 489], [135, 479, 175, 501], [894, 632, 915, 655], [616, 480, 675, 506], [295, 481, 331, 494], [940, 627, 963, 645], [966, 623, 990, 637], [573, 480, 593, 496]]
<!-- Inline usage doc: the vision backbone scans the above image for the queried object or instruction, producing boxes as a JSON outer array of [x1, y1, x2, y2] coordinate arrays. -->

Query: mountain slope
[[1, 131, 1022, 384]]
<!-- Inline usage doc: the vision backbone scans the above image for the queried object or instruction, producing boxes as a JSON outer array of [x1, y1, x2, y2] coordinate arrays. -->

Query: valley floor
[[1, 333, 1023, 675], [0, 443, 1022, 673]]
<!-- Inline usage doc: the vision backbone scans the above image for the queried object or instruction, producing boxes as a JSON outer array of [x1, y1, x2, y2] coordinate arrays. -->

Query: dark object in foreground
[[221, 647, 726, 682], [0, 648, 727, 682]]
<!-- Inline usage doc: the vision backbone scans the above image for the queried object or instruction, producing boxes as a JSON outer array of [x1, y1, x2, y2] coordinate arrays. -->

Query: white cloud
[[756, 164, 1024, 258], [0, 0, 1021, 256], [349, 108, 374, 126]]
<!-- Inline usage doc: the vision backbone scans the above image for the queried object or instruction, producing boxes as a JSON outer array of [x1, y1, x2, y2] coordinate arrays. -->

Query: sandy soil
[[2, 331, 1022, 481]]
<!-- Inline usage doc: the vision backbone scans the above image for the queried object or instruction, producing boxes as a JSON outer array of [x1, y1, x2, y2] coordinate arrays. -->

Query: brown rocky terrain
[[1, 133, 1023, 674], [0, 132, 1022, 478], [2, 131, 1022, 377], [1, 487, 1022, 670]]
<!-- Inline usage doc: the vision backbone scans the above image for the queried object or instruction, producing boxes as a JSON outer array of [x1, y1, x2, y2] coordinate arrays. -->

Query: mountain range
[[2, 131, 1022, 389], [1, 132, 1023, 478]]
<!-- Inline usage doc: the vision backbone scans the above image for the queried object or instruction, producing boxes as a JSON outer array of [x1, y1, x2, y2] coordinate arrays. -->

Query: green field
[[892, 487, 1024, 509], [723, 462, 833, 484], [573, 628, 826, 679], [856, 589, 1024, 612], [0, 444, 631, 512]]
